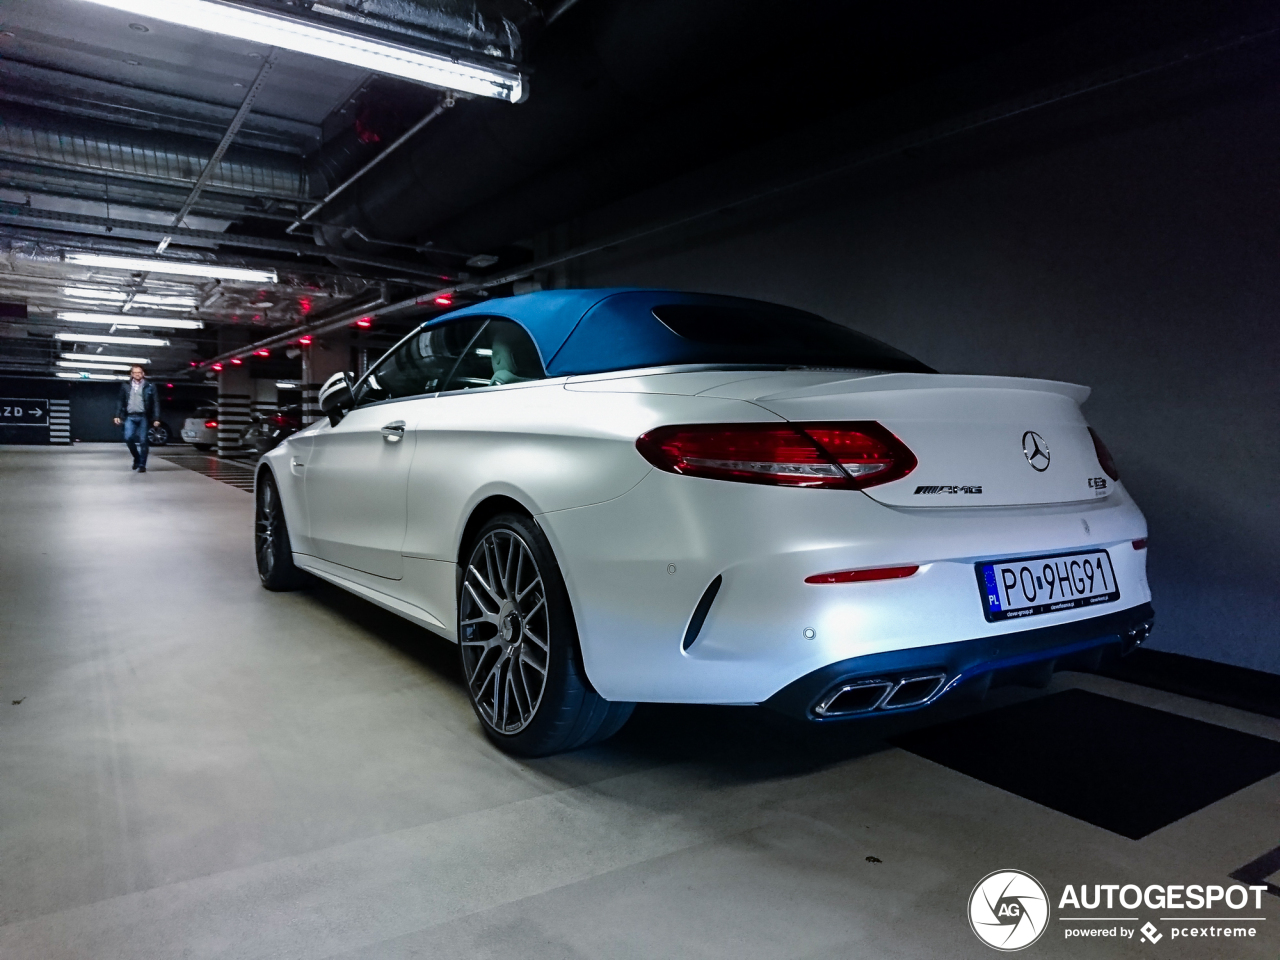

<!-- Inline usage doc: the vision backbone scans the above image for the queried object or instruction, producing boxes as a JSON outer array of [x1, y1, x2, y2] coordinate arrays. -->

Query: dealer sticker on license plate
[[976, 549, 1119, 622]]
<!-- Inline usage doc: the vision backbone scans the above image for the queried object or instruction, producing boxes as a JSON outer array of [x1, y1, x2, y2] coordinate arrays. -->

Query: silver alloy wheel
[[460, 529, 550, 734], [255, 481, 279, 579]]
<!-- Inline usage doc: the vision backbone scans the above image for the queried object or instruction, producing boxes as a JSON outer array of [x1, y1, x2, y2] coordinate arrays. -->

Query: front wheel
[[255, 473, 306, 591], [147, 423, 170, 445], [459, 513, 633, 756]]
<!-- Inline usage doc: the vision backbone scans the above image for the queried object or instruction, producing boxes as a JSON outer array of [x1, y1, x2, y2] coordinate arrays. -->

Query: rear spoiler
[[756, 373, 1091, 405]]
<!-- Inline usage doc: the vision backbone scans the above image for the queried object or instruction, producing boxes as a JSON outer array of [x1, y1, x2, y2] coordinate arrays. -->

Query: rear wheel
[[147, 423, 170, 445], [255, 473, 306, 591], [459, 513, 633, 756]]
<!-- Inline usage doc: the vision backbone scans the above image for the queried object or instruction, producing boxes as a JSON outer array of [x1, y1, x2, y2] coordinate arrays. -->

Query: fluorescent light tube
[[64, 253, 277, 283], [74, 0, 524, 101], [57, 360, 133, 371], [61, 353, 149, 364], [275, 381, 301, 389], [62, 287, 128, 301], [55, 332, 170, 347], [130, 295, 201, 309], [59, 311, 203, 330], [58, 371, 128, 381], [61, 289, 200, 309]]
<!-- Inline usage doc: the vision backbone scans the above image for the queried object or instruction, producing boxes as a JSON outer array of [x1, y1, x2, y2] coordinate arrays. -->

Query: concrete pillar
[[215, 327, 253, 458], [300, 339, 351, 425], [250, 378, 278, 418], [216, 363, 252, 458]]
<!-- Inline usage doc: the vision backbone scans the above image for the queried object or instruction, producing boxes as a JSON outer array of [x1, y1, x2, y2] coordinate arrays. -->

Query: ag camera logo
[[969, 869, 1050, 951]]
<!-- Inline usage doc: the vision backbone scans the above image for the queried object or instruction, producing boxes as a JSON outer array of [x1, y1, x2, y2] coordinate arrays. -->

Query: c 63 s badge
[[1087, 477, 1109, 497], [915, 485, 983, 495]]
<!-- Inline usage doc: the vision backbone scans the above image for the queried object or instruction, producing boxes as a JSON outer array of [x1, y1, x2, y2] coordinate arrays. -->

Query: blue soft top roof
[[425, 288, 932, 377], [427, 289, 622, 370], [424, 288, 755, 377]]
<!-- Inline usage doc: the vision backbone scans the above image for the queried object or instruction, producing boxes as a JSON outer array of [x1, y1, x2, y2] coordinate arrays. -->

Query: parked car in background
[[182, 406, 219, 450], [240, 405, 303, 456]]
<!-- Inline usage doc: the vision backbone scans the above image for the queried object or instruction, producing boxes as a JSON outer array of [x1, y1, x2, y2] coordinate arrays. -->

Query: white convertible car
[[255, 289, 1153, 755]]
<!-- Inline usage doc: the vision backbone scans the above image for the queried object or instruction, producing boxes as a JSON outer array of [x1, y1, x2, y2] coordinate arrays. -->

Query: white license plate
[[976, 549, 1119, 622]]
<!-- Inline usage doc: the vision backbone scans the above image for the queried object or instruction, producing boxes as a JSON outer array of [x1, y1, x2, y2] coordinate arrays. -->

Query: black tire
[[458, 512, 634, 756], [193, 443, 213, 451], [255, 473, 306, 591], [147, 423, 170, 445]]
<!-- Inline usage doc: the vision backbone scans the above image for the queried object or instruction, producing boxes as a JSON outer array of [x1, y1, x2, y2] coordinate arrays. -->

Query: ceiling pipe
[[0, 203, 458, 281], [196, 291, 389, 367], [157, 48, 280, 253], [285, 97, 454, 236]]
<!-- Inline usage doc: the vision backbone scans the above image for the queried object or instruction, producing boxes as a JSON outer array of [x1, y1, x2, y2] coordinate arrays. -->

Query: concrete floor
[[1, 443, 1276, 959]]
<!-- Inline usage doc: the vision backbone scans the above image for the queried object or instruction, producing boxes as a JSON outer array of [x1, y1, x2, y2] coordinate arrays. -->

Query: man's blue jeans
[[123, 414, 149, 467]]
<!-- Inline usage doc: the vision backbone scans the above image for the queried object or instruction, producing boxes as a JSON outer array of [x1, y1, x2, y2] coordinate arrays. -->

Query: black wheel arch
[[255, 462, 277, 498], [456, 495, 534, 581]]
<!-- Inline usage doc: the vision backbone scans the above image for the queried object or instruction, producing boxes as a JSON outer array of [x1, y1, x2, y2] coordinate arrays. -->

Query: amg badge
[[914, 485, 983, 495]]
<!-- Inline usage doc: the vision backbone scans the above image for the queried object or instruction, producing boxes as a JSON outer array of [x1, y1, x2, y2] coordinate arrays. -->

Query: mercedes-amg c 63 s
[[254, 289, 1153, 755]]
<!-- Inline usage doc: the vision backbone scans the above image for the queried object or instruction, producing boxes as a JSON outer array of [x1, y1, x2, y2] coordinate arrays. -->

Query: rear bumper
[[762, 602, 1154, 721]]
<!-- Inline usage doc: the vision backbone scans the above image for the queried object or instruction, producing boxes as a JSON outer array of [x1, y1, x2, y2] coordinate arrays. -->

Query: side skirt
[[294, 553, 453, 637]]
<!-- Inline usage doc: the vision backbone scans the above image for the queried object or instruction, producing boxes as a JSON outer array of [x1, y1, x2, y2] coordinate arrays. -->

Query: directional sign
[[0, 398, 51, 444], [0, 399, 48, 425]]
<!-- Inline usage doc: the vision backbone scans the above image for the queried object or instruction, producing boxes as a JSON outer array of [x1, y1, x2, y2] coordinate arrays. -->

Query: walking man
[[114, 365, 161, 472]]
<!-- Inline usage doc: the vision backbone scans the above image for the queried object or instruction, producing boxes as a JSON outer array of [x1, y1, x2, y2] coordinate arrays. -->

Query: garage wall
[[576, 86, 1280, 674]]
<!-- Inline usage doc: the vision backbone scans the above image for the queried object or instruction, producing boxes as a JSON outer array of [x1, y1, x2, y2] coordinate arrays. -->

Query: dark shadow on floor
[[895, 688, 1280, 838], [296, 573, 1081, 786], [301, 576, 464, 687]]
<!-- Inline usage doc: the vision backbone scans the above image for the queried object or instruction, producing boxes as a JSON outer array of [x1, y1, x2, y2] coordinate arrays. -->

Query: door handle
[[381, 420, 406, 442]]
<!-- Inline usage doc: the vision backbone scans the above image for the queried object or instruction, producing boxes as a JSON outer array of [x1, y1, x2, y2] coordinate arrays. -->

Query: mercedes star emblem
[[1022, 431, 1050, 471]]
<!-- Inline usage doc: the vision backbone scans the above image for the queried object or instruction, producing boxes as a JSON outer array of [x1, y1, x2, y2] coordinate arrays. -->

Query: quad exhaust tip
[[814, 674, 947, 718]]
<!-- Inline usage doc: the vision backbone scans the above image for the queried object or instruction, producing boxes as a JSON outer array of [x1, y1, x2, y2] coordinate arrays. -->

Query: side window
[[441, 319, 545, 393], [354, 319, 486, 405]]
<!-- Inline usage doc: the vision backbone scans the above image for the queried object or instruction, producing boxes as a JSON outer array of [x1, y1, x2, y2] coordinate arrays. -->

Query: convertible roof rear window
[[649, 303, 933, 373]]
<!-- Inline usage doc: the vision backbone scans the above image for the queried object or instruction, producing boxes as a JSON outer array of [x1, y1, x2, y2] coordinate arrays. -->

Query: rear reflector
[[805, 565, 919, 584], [636, 421, 917, 489], [204, 420, 218, 428], [1132, 538, 1147, 550]]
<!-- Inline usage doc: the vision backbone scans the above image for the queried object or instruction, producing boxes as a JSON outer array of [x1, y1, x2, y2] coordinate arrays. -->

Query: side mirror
[[318, 371, 353, 426]]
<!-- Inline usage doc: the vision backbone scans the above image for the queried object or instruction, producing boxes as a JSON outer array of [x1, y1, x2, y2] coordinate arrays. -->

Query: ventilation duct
[[0, 107, 307, 199], [312, 0, 542, 62]]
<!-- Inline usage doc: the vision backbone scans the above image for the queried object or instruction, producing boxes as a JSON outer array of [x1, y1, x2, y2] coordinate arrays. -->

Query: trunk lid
[[701, 372, 1111, 507]]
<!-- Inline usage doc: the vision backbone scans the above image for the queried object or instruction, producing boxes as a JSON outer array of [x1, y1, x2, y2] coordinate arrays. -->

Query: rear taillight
[[204, 420, 218, 429], [636, 422, 917, 489], [1089, 427, 1119, 481], [1132, 538, 1147, 550]]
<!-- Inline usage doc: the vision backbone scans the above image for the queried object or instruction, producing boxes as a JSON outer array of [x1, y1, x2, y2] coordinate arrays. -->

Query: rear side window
[[441, 319, 545, 393], [651, 304, 932, 372], [355, 319, 485, 405]]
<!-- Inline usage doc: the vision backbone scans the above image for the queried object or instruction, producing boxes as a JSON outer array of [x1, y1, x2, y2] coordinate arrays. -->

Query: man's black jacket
[[116, 379, 160, 422]]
